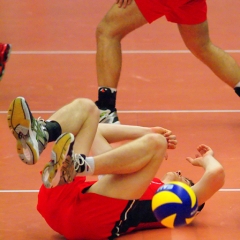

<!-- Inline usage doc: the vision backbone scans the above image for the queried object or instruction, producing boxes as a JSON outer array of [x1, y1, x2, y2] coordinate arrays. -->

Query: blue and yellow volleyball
[[152, 181, 198, 228]]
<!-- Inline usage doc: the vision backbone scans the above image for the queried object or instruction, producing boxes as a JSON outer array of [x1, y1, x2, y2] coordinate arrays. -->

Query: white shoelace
[[72, 152, 85, 172]]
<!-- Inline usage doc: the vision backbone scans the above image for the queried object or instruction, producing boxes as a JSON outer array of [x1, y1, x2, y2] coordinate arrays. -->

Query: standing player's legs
[[178, 21, 240, 96], [95, 0, 147, 123]]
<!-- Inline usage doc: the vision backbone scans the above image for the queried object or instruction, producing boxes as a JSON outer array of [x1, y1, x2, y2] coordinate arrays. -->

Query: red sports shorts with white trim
[[135, 0, 207, 24], [37, 177, 164, 239]]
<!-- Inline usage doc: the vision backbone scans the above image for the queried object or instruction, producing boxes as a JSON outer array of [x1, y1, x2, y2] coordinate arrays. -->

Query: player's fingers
[[166, 135, 176, 141], [116, 0, 129, 8], [167, 140, 177, 149], [122, 0, 129, 8], [116, 0, 123, 8], [163, 130, 172, 137]]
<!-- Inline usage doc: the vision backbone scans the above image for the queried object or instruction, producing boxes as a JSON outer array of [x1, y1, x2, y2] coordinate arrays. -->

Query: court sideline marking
[[1, 110, 240, 114], [0, 189, 239, 192], [11, 50, 240, 54]]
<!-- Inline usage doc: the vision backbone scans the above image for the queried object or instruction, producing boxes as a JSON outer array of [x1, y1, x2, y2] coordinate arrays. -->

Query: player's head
[[161, 171, 191, 186], [161, 171, 205, 213]]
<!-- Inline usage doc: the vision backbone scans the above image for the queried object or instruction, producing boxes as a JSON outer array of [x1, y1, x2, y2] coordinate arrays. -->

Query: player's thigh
[[98, 0, 147, 37], [87, 171, 156, 200]]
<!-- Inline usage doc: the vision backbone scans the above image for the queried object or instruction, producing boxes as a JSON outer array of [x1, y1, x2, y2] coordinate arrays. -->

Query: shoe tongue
[[73, 154, 81, 171], [73, 154, 86, 172]]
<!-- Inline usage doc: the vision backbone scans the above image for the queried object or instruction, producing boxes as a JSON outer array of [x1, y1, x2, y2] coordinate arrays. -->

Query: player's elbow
[[211, 166, 225, 190]]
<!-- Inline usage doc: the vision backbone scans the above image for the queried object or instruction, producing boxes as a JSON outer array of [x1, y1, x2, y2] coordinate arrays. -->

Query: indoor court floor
[[0, 0, 240, 239]]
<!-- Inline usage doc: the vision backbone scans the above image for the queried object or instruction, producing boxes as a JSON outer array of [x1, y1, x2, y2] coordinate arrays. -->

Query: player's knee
[[96, 18, 113, 37], [73, 98, 99, 116], [96, 18, 124, 41], [155, 134, 168, 152], [234, 87, 240, 97], [144, 133, 167, 152], [96, 21, 106, 39]]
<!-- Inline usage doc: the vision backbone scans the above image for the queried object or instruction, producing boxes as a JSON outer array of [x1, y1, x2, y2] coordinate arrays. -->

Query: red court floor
[[0, 0, 240, 239]]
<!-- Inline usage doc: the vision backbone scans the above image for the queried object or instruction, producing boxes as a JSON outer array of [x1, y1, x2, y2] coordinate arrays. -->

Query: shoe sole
[[99, 109, 120, 124], [42, 133, 74, 188], [0, 44, 11, 81], [102, 119, 120, 124], [100, 116, 120, 124], [7, 97, 39, 164]]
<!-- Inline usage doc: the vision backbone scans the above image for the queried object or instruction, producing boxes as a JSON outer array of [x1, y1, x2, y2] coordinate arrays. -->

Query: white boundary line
[[0, 190, 39, 193], [219, 189, 240, 192], [1, 110, 240, 114], [2, 50, 239, 193], [0, 189, 239, 193], [10, 50, 240, 54]]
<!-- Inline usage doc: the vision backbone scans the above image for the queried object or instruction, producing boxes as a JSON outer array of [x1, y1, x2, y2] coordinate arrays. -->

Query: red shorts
[[37, 177, 164, 239], [135, 0, 207, 24]]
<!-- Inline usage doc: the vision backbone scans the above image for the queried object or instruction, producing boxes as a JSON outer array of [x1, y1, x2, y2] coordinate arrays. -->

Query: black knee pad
[[234, 87, 240, 97]]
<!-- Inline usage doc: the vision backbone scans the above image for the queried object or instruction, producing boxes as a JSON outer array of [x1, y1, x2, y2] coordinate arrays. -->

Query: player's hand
[[116, 0, 132, 8], [197, 144, 214, 157], [186, 144, 214, 167], [165, 134, 177, 149]]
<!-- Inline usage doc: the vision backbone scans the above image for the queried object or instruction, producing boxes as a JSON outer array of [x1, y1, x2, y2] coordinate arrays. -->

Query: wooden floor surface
[[0, 1, 240, 239]]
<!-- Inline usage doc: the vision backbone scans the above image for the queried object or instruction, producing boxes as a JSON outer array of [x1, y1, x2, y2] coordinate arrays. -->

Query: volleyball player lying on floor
[[7, 96, 225, 239]]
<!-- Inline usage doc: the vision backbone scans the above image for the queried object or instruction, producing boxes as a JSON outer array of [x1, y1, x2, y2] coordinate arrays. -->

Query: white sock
[[77, 156, 95, 176], [234, 82, 240, 88]]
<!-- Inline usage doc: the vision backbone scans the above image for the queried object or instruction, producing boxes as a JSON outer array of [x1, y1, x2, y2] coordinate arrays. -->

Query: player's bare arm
[[186, 144, 225, 206]]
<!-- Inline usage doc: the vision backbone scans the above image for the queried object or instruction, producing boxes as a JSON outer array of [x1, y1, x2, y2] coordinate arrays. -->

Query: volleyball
[[152, 181, 198, 228]]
